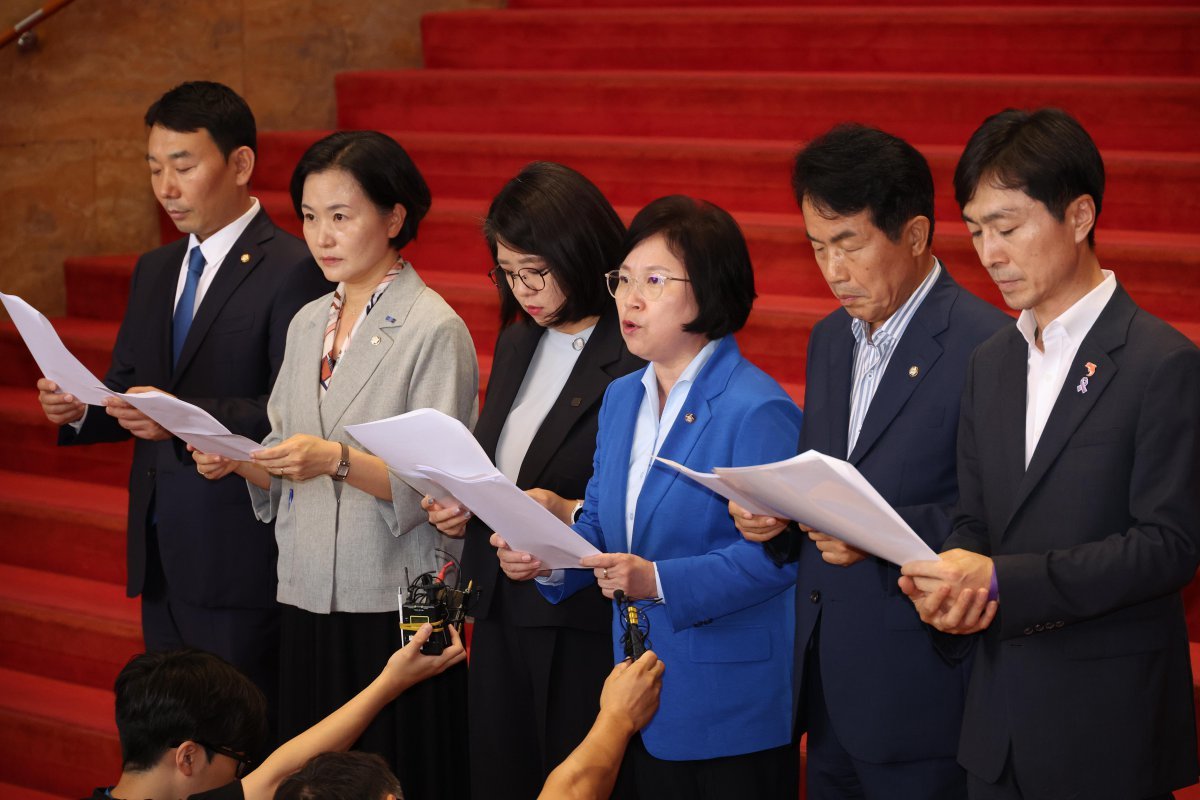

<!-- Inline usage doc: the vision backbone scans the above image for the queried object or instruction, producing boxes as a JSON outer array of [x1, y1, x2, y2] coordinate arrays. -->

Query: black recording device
[[614, 589, 651, 660], [399, 554, 475, 655]]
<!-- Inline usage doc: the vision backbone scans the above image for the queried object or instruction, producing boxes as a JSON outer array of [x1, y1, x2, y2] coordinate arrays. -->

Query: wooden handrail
[[1, 0, 78, 50]]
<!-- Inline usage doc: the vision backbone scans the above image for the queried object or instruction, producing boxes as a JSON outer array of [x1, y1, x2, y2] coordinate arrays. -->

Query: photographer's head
[[114, 649, 267, 793], [274, 751, 403, 800]]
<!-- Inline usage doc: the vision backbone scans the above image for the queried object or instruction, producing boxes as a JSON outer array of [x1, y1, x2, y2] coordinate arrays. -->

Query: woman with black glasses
[[423, 162, 643, 800]]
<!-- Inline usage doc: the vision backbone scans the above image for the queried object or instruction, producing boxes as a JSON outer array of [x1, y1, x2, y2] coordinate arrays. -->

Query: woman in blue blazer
[[496, 196, 803, 798]]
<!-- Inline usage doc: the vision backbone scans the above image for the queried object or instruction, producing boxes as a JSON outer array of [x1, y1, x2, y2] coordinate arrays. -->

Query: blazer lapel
[[475, 321, 542, 461], [319, 266, 425, 436], [517, 310, 626, 488], [148, 240, 189, 387], [848, 269, 954, 464], [815, 315, 854, 459], [599, 381, 641, 553], [631, 336, 738, 551], [1005, 287, 1133, 530], [171, 210, 273, 384]]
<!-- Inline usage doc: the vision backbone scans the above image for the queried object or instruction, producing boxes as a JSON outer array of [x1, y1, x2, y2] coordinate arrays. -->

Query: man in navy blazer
[[901, 109, 1200, 798], [734, 124, 1009, 798], [36, 82, 330, 717]]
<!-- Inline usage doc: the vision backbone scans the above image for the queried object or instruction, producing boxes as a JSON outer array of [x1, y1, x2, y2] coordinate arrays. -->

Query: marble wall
[[0, 0, 499, 314]]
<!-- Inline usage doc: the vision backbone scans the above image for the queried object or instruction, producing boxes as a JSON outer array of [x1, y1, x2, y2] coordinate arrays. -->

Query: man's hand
[[806, 526, 868, 567], [103, 386, 171, 440], [422, 495, 472, 538], [491, 532, 550, 581], [189, 444, 244, 481], [899, 549, 998, 635], [580, 552, 658, 600], [598, 650, 664, 736], [36, 378, 85, 425], [250, 434, 340, 481], [526, 488, 579, 525], [381, 622, 467, 696], [729, 499, 789, 542]]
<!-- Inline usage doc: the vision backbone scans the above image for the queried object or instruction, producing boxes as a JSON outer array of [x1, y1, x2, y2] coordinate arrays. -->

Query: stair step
[[336, 69, 1199, 152], [0, 317, 117, 391], [252, 130, 1200, 235], [0, 470, 127, 584], [0, 387, 132, 487], [0, 564, 140, 690], [0, 781, 71, 800], [423, 7, 1200, 78], [0, 668, 119, 797]]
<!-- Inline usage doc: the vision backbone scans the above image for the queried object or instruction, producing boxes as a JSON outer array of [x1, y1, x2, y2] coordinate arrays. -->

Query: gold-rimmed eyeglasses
[[604, 269, 691, 300], [488, 265, 551, 292]]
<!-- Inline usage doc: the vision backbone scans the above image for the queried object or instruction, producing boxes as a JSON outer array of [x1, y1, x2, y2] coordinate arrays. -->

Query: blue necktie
[[172, 246, 206, 366]]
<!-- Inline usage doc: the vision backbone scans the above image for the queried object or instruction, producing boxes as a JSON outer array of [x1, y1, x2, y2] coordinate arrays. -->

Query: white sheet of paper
[[345, 409, 600, 568], [1, 292, 115, 405], [658, 450, 936, 565], [114, 391, 263, 460], [654, 457, 779, 517], [413, 464, 600, 569]]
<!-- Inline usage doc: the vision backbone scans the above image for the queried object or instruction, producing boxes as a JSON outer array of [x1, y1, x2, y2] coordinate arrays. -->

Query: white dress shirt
[[1017, 269, 1117, 467], [494, 323, 594, 482], [174, 197, 262, 315]]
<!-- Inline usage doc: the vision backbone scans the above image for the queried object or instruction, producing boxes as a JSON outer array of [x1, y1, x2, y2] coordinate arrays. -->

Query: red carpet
[[1, 2, 1198, 797]]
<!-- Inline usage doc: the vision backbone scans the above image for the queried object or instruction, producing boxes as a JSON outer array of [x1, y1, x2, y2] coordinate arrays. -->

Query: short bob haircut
[[289, 131, 431, 250], [954, 108, 1104, 247], [483, 161, 625, 329], [114, 649, 268, 772], [144, 81, 257, 159], [623, 195, 755, 340], [792, 123, 935, 246], [275, 751, 404, 800]]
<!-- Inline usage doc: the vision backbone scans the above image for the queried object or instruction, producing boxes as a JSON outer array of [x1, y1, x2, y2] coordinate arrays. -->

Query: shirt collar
[[1016, 269, 1116, 349], [640, 337, 721, 412], [188, 197, 261, 266], [850, 259, 942, 347]]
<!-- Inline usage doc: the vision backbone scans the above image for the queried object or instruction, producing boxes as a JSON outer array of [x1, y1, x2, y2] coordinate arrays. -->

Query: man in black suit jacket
[[901, 108, 1200, 798], [36, 82, 330, 718]]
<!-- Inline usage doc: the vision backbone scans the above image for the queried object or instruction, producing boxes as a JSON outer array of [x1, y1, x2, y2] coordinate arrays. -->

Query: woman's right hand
[[422, 495, 472, 538], [490, 532, 550, 581], [189, 444, 244, 481]]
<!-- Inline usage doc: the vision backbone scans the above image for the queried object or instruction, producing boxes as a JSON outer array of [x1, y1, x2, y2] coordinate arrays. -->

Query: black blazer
[[460, 308, 644, 629], [945, 285, 1200, 796], [62, 208, 332, 609]]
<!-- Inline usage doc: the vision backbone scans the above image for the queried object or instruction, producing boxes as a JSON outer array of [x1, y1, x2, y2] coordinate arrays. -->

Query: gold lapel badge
[[239, 253, 250, 263], [907, 365, 919, 378], [370, 336, 381, 346], [684, 412, 696, 423]]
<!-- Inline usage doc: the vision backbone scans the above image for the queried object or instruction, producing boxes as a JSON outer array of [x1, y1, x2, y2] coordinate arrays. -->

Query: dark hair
[[791, 123, 935, 246], [623, 196, 755, 339], [114, 649, 268, 772], [954, 108, 1104, 247], [274, 752, 404, 800], [144, 81, 257, 159], [484, 162, 625, 328], [289, 131, 431, 250]]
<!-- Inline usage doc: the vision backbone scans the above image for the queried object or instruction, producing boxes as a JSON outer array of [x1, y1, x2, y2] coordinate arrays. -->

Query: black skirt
[[277, 604, 470, 799]]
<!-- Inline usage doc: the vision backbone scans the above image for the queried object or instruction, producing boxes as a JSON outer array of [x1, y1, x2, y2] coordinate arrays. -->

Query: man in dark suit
[[36, 81, 331, 718], [733, 124, 1009, 798], [901, 108, 1200, 798]]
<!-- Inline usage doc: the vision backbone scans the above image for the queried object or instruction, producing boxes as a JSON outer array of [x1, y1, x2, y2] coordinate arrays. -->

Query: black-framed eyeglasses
[[171, 740, 254, 778], [488, 265, 552, 292], [604, 269, 691, 301]]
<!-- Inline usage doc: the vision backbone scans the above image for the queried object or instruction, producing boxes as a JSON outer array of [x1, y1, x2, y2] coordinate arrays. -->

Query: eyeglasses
[[172, 740, 254, 779], [488, 265, 552, 292], [604, 270, 691, 301]]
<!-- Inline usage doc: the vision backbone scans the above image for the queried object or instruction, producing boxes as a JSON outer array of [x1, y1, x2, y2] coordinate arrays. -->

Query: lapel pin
[[1076, 376, 1089, 394], [385, 315, 395, 323], [908, 365, 919, 378], [239, 253, 250, 263], [684, 412, 696, 424], [370, 336, 381, 346], [570, 397, 582, 407], [1084, 361, 1097, 377]]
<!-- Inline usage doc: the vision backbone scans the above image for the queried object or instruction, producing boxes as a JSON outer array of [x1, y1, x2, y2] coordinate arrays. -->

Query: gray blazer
[[250, 265, 479, 613]]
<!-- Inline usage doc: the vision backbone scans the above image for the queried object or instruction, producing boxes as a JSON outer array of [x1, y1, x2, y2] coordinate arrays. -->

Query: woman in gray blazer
[[192, 131, 478, 799]]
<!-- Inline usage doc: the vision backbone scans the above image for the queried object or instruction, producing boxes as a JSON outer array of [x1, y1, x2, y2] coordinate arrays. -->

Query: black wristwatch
[[332, 442, 351, 482]]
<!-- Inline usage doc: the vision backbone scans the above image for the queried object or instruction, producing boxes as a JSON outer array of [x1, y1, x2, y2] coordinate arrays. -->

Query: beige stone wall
[[0, 0, 499, 314]]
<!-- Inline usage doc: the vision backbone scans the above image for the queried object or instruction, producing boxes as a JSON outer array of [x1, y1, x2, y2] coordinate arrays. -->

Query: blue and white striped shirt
[[846, 261, 941, 454]]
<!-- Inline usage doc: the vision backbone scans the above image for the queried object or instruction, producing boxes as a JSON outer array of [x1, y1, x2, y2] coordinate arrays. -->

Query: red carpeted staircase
[[1, 1, 1198, 797]]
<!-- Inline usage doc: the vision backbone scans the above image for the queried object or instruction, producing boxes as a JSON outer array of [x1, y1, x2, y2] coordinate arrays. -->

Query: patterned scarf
[[319, 259, 407, 393]]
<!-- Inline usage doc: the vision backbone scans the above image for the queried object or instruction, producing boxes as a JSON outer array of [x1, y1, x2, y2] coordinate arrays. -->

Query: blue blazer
[[768, 266, 1009, 764], [539, 336, 803, 761]]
